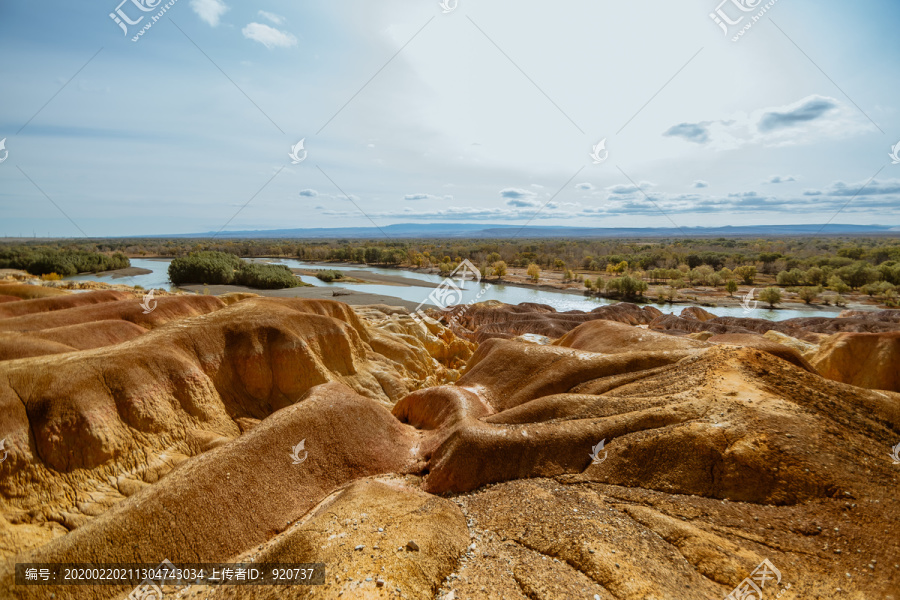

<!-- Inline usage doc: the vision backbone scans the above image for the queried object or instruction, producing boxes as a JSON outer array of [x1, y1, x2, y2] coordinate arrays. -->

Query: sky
[[1, 0, 899, 237]]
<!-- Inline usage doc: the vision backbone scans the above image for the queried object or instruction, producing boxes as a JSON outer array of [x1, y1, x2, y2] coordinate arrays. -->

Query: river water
[[63, 258, 844, 321]]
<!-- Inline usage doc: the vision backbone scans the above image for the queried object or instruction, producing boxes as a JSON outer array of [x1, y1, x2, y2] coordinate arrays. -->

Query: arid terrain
[[0, 277, 899, 600]]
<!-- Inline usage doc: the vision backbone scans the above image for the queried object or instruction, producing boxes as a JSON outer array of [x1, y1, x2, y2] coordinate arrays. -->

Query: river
[[63, 258, 845, 321]]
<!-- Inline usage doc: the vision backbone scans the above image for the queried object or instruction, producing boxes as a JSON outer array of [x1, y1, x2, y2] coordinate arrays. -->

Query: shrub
[[758, 287, 782, 308], [796, 286, 822, 304], [734, 265, 756, 285], [316, 270, 344, 282], [527, 264, 541, 282], [776, 269, 805, 286], [168, 252, 301, 289], [827, 275, 851, 294], [605, 275, 648, 299], [0, 249, 130, 277]]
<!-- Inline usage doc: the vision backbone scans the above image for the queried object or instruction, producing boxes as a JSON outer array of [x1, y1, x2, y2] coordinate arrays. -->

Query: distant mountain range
[[154, 223, 900, 239]]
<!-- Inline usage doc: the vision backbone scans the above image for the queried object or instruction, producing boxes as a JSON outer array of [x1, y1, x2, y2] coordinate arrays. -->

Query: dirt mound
[[649, 314, 755, 336], [0, 283, 68, 299], [680, 306, 717, 321], [0, 295, 224, 333], [650, 312, 900, 341], [3, 300, 899, 599], [0, 290, 130, 319], [706, 333, 817, 372], [439, 302, 663, 343], [554, 319, 710, 354], [809, 331, 900, 392], [197, 479, 469, 599], [0, 299, 466, 558], [396, 341, 897, 507], [0, 320, 147, 361], [838, 308, 900, 322], [2, 383, 420, 600]]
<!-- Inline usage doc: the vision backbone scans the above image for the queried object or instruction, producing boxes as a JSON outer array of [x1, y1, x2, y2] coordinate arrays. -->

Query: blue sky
[[1, 0, 899, 237]]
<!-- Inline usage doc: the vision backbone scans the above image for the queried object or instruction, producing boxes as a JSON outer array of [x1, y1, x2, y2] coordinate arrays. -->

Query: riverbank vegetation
[[167, 251, 303, 289], [0, 247, 130, 276], [1, 237, 899, 304]]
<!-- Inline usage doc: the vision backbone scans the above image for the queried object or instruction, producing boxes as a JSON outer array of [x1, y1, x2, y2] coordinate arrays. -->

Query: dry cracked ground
[[0, 284, 898, 599]]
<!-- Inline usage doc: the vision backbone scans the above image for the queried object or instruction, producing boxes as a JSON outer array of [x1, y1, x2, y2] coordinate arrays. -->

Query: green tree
[[725, 279, 738, 297], [733, 265, 757, 285], [758, 287, 782, 308], [796, 286, 822, 304]]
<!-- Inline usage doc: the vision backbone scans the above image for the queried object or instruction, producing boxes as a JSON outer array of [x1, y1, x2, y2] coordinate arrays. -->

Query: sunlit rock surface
[[0, 296, 897, 599]]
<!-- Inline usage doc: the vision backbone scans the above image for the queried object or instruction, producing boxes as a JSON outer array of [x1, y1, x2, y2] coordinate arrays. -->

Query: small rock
[[376, 579, 385, 588], [406, 540, 420, 551], [354, 545, 364, 551]]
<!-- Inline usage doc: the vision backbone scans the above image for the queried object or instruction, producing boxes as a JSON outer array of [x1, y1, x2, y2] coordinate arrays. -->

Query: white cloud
[[242, 23, 298, 49], [190, 0, 228, 27], [257, 10, 284, 25], [693, 180, 709, 188], [499, 188, 536, 199], [765, 175, 796, 184], [299, 189, 318, 197], [404, 193, 452, 201], [663, 95, 874, 150], [575, 182, 594, 190]]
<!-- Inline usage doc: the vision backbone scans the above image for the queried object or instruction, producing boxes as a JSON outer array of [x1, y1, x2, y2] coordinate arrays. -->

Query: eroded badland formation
[[0, 285, 899, 599]]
